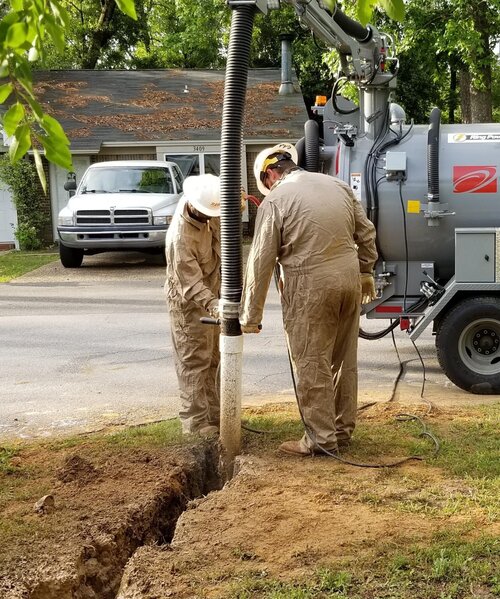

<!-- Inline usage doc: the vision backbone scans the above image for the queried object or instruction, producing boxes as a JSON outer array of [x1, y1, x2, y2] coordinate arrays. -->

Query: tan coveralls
[[165, 202, 221, 434], [240, 170, 377, 451]]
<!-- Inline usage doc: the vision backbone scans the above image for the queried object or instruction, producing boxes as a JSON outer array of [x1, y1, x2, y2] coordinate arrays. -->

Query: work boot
[[198, 425, 219, 437], [279, 440, 338, 457], [337, 438, 351, 450]]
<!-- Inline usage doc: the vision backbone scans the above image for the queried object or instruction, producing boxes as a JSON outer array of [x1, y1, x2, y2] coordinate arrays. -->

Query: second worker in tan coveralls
[[240, 144, 378, 456], [165, 174, 221, 436]]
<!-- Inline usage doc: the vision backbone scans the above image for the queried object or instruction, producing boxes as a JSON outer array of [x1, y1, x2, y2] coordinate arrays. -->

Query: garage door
[[0, 186, 17, 248]]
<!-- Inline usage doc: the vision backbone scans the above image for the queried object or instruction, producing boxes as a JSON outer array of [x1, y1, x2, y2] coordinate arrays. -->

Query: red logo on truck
[[453, 166, 497, 193]]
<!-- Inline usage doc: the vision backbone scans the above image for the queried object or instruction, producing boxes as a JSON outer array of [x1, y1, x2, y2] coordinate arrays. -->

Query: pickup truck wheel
[[59, 243, 84, 268], [436, 296, 500, 394]]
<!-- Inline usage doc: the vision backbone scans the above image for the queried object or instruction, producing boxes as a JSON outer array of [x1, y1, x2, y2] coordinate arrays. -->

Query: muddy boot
[[198, 425, 219, 437]]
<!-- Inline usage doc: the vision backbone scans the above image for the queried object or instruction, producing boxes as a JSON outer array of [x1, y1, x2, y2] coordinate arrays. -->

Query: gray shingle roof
[[33, 69, 308, 151]]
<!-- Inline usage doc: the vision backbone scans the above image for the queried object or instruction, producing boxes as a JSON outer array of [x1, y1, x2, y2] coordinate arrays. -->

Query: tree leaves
[[379, 0, 405, 23], [115, 0, 137, 21], [3, 103, 25, 137], [0, 82, 13, 103], [0, 0, 134, 183], [324, 0, 405, 25], [357, 0, 376, 26]]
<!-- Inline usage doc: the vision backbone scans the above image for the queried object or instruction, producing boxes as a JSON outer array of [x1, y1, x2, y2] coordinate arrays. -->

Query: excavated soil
[[0, 440, 221, 598], [1, 403, 498, 599]]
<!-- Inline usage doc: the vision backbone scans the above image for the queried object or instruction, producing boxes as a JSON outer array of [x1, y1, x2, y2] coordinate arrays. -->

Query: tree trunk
[[448, 66, 457, 124], [470, 82, 492, 123], [459, 68, 472, 124], [469, 3, 493, 122], [82, 0, 117, 69]]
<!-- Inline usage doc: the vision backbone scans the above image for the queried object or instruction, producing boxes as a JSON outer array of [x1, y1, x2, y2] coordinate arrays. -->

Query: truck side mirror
[[64, 173, 77, 197], [64, 180, 77, 191]]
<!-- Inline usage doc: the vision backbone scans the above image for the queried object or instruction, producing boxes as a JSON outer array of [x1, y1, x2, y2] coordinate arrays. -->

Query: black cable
[[359, 319, 399, 340], [398, 179, 409, 311], [389, 325, 405, 402], [389, 316, 432, 413], [331, 77, 359, 115], [358, 295, 428, 341], [395, 414, 440, 457], [410, 335, 428, 400]]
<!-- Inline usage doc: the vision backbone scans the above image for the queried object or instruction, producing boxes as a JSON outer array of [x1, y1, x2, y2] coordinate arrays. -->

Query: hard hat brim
[[188, 196, 220, 217], [254, 143, 299, 196], [183, 174, 221, 217]]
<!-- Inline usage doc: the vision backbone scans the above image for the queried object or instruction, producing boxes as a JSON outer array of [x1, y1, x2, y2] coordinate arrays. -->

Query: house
[[0, 67, 308, 248]]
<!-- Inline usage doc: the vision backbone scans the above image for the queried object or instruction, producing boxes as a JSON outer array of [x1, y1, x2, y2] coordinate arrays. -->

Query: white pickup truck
[[57, 160, 184, 267]]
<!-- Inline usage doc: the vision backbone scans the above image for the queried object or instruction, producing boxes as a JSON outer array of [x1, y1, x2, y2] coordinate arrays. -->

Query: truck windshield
[[80, 167, 174, 194]]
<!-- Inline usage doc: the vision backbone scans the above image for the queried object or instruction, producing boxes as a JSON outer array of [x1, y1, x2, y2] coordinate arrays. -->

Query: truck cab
[[57, 160, 183, 267]]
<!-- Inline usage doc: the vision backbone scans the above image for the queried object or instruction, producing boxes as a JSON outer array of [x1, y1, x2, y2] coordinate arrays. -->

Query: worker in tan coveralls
[[240, 143, 378, 456], [165, 174, 221, 436]]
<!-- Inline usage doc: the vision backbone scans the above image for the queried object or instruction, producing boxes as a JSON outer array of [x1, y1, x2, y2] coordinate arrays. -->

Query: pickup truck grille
[[75, 209, 151, 225]]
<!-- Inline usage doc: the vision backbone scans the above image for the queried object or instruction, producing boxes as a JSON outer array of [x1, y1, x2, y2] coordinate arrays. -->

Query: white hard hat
[[253, 142, 299, 196], [183, 174, 221, 217]]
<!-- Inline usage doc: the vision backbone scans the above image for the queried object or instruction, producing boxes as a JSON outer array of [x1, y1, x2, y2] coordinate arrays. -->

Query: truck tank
[[322, 108, 500, 291], [223, 0, 500, 394]]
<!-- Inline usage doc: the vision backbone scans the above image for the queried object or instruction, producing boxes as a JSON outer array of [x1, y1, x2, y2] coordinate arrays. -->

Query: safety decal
[[350, 173, 361, 201], [407, 200, 420, 213], [453, 166, 497, 194], [448, 133, 500, 143]]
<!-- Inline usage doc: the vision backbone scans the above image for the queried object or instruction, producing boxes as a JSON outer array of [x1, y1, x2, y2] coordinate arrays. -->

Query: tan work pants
[[169, 305, 220, 433], [281, 269, 361, 451]]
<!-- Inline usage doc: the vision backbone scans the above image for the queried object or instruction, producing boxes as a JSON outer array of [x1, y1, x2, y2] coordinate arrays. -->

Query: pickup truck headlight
[[154, 215, 173, 226], [58, 215, 74, 226], [153, 216, 167, 226]]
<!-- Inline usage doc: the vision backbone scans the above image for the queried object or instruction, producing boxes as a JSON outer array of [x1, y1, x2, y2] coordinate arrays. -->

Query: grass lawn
[[0, 250, 58, 282]]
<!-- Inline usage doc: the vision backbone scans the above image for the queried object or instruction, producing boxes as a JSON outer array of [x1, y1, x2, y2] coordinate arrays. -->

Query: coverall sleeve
[[350, 191, 378, 274], [240, 200, 282, 326], [174, 241, 218, 312]]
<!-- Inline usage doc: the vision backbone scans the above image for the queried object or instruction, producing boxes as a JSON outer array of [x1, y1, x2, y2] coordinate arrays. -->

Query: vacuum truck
[[229, 0, 500, 394]]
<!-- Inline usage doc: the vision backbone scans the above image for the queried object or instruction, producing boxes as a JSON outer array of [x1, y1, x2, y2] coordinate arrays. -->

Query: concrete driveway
[[0, 251, 493, 441]]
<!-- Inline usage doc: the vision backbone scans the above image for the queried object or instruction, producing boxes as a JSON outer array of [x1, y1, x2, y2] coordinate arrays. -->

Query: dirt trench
[[0, 442, 222, 599]]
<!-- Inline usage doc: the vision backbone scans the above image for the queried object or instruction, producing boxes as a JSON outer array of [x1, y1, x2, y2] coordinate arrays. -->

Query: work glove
[[360, 273, 377, 304], [240, 187, 248, 212], [240, 324, 261, 334], [207, 300, 219, 320]]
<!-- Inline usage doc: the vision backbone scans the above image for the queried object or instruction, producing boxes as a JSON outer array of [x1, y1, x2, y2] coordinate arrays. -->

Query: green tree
[[132, 0, 229, 69], [0, 155, 47, 249], [0, 0, 136, 185], [379, 0, 500, 123]]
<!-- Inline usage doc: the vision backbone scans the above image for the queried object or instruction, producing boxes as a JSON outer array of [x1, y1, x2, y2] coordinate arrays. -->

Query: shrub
[[0, 155, 47, 250]]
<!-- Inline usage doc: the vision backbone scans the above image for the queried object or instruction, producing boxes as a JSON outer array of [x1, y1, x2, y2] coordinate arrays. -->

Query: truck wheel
[[59, 243, 84, 268], [436, 296, 500, 394]]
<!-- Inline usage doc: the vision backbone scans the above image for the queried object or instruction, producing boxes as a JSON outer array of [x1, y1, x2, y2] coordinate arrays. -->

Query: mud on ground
[[0, 402, 498, 599]]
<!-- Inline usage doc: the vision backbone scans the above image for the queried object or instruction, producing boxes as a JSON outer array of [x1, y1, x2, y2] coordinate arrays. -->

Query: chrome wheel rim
[[458, 318, 500, 376]]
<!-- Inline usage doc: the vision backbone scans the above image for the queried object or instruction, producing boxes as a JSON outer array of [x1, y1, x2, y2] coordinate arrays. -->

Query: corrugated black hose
[[219, 4, 256, 327], [427, 107, 441, 205]]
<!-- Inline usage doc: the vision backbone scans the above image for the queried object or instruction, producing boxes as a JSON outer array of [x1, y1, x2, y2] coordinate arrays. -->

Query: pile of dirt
[[0, 441, 221, 599], [115, 458, 457, 598]]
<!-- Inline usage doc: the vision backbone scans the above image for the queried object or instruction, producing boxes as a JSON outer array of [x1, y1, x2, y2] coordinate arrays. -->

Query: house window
[[165, 153, 220, 178]]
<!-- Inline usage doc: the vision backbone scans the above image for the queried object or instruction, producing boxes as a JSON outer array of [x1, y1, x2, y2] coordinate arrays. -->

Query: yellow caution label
[[407, 200, 421, 214]]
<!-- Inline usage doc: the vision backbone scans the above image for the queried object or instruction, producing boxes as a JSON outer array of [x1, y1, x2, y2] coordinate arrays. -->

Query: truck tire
[[436, 296, 500, 394], [59, 243, 84, 268]]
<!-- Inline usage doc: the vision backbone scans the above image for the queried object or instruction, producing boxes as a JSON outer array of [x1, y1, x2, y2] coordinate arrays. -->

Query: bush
[[0, 156, 47, 251]]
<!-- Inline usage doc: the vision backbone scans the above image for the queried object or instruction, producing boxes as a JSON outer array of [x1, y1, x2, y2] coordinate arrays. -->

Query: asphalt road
[[0, 251, 490, 441]]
